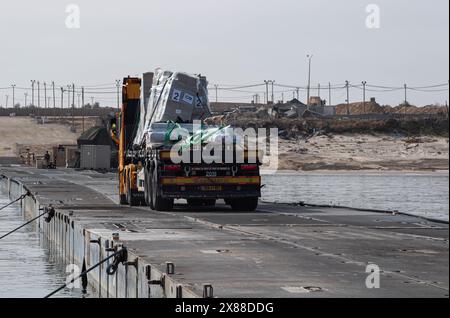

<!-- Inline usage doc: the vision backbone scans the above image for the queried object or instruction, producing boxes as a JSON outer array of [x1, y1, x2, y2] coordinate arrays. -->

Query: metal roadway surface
[[1, 165, 448, 298]]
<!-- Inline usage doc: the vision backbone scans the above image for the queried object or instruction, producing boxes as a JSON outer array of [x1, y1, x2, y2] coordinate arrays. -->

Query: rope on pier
[[0, 206, 54, 241], [0, 191, 31, 212], [44, 248, 128, 298], [106, 247, 128, 276], [0, 211, 47, 240]]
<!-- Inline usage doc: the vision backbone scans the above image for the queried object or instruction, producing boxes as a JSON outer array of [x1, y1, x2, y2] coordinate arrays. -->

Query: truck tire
[[151, 168, 174, 211], [125, 174, 131, 204], [120, 172, 128, 205], [230, 197, 259, 212], [144, 166, 151, 207], [128, 174, 140, 207], [120, 194, 127, 205]]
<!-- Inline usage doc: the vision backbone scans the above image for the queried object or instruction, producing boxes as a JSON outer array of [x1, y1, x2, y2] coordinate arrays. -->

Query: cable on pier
[[44, 247, 128, 298], [0, 191, 31, 212], [0, 206, 54, 240]]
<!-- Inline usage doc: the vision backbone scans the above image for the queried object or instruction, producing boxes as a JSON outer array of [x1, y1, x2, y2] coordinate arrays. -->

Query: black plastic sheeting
[[77, 127, 112, 146]]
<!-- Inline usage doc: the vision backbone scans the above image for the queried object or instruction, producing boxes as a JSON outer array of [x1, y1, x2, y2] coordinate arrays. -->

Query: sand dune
[[276, 133, 449, 171], [0, 117, 98, 157]]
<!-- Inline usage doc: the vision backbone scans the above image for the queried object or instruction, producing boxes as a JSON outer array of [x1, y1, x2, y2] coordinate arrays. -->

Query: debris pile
[[386, 104, 449, 115], [336, 101, 384, 115]]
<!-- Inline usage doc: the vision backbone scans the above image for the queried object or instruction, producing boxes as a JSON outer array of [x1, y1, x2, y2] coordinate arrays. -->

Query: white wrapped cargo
[[134, 69, 211, 147]]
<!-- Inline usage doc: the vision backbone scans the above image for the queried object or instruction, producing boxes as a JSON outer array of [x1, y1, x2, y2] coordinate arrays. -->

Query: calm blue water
[[262, 173, 449, 222]]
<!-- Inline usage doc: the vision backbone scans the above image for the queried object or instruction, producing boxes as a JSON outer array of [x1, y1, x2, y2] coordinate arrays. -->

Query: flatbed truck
[[114, 73, 262, 212]]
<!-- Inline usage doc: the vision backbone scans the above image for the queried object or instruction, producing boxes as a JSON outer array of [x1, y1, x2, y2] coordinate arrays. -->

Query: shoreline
[[261, 169, 449, 176], [1, 155, 448, 176], [275, 132, 448, 173]]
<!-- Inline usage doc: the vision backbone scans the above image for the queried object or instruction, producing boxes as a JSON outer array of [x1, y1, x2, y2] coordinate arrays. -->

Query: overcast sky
[[0, 0, 448, 106]]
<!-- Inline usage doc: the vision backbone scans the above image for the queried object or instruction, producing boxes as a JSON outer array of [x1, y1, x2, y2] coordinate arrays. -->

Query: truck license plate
[[201, 186, 222, 191]]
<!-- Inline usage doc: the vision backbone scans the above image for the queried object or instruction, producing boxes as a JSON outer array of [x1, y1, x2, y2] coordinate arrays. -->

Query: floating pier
[[0, 165, 448, 298]]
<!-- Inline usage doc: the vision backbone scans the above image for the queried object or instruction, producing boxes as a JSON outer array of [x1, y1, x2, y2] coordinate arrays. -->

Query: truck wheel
[[148, 173, 155, 210], [120, 172, 128, 205], [230, 197, 259, 212], [125, 174, 131, 204], [151, 168, 174, 211], [144, 167, 150, 207], [120, 194, 127, 205], [128, 174, 140, 207]]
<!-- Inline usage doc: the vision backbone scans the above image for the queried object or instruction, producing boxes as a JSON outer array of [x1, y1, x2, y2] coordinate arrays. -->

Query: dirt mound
[[0, 117, 97, 157], [205, 113, 449, 137], [335, 102, 448, 116], [335, 101, 385, 115], [389, 105, 449, 115]]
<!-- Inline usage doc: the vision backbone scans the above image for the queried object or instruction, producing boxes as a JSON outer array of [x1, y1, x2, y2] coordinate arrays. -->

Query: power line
[[2, 81, 448, 91], [209, 83, 265, 89], [1, 80, 448, 108], [409, 83, 449, 89], [366, 84, 404, 90], [81, 82, 117, 88], [409, 88, 450, 93], [218, 88, 265, 94]]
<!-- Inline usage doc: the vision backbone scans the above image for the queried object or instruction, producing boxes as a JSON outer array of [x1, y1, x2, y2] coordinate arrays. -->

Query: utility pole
[[404, 83, 408, 118], [362, 81, 367, 114], [11, 84, 16, 108], [306, 54, 313, 107], [66, 85, 71, 122], [116, 80, 121, 110], [44, 82, 47, 109], [51, 81, 56, 117], [271, 81, 275, 104], [214, 84, 218, 103], [296, 88, 300, 100], [404, 83, 408, 105], [67, 85, 71, 115], [345, 81, 350, 115], [82, 87, 85, 133], [91, 97, 94, 106], [264, 80, 270, 105], [328, 82, 331, 106], [24, 92, 28, 108], [60, 87, 64, 119], [318, 83, 321, 99], [72, 83, 75, 131], [5, 95, 9, 108], [37, 81, 41, 109], [52, 81, 56, 109], [31, 80, 36, 107]]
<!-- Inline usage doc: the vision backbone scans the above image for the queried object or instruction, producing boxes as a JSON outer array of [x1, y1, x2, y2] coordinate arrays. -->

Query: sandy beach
[[0, 117, 98, 158], [275, 133, 449, 172]]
